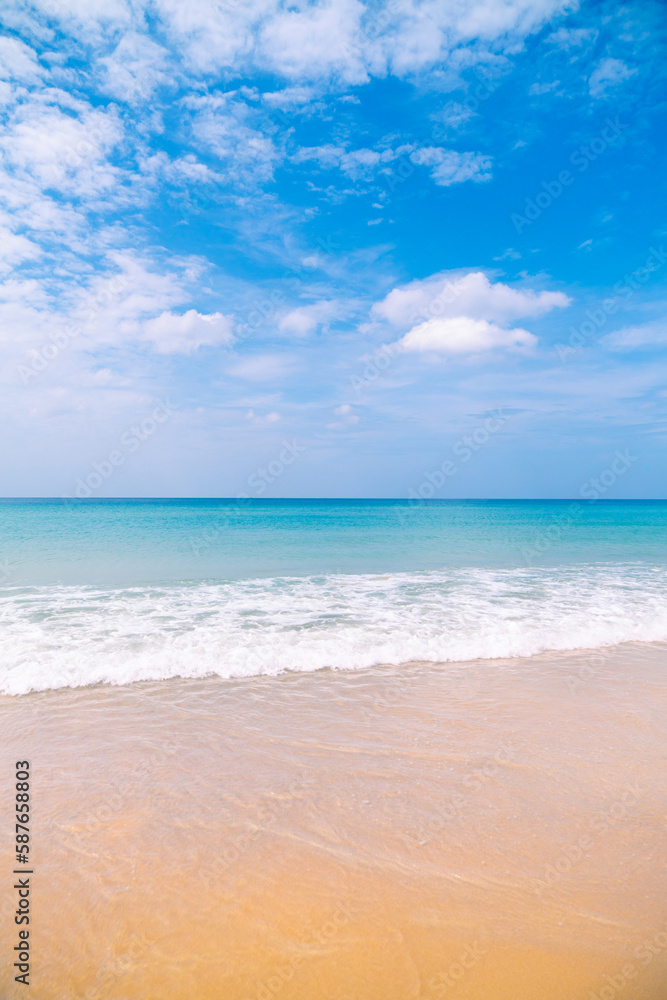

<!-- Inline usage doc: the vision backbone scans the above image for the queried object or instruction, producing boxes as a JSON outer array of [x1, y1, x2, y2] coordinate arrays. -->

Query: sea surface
[[1, 497, 666, 695]]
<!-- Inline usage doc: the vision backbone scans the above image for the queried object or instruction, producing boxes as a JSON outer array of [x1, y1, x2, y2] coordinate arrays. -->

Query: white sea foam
[[1, 564, 666, 695]]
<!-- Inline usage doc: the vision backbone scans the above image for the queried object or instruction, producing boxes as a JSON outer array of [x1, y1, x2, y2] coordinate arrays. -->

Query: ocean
[[1, 497, 666, 695]]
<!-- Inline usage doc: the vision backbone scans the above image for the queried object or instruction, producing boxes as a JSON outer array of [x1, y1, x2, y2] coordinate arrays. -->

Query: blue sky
[[1, 0, 666, 498]]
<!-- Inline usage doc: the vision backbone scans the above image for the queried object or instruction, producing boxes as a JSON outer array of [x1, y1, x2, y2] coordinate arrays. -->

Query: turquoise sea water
[[1, 499, 666, 694]]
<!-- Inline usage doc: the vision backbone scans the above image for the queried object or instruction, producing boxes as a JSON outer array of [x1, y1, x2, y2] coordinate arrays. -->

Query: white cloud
[[292, 144, 395, 180], [397, 316, 536, 354], [97, 32, 172, 102], [294, 142, 489, 187], [340, 147, 385, 179], [142, 309, 234, 353], [0, 225, 42, 273], [71, 253, 206, 345], [0, 252, 230, 371], [3, 0, 573, 89], [254, 0, 570, 86], [24, 0, 141, 47], [183, 93, 279, 185], [0, 98, 125, 203], [410, 147, 492, 186], [259, 0, 370, 85], [328, 401, 359, 428], [292, 144, 346, 170], [151, 0, 274, 76], [278, 300, 341, 336], [0, 36, 42, 83], [373, 270, 570, 328], [262, 86, 315, 109], [602, 321, 667, 352], [374, 270, 568, 359], [589, 58, 637, 99]]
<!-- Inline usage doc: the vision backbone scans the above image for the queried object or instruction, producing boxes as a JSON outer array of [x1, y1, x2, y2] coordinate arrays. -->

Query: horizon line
[[0, 497, 665, 503]]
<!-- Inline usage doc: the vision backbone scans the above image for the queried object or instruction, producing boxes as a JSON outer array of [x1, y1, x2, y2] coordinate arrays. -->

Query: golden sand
[[1, 642, 666, 999]]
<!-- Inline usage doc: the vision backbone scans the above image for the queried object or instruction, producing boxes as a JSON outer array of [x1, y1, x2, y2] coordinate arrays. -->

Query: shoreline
[[1, 637, 666, 701], [2, 556, 666, 695]]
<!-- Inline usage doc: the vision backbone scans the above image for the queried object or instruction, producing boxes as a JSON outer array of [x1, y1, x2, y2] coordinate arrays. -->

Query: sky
[[0, 0, 666, 499]]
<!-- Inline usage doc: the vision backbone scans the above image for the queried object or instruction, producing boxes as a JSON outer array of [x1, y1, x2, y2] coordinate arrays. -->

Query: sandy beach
[[1, 641, 665, 999]]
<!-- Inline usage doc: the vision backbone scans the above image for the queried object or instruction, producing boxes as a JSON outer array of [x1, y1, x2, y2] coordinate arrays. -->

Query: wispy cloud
[[602, 320, 667, 351], [589, 58, 637, 98]]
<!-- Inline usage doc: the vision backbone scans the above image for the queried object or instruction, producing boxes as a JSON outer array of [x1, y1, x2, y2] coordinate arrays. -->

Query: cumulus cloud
[[0, 252, 231, 370], [374, 270, 569, 357], [256, 0, 570, 85], [3, 0, 572, 88], [373, 270, 570, 328], [259, 0, 370, 85], [97, 32, 172, 102], [0, 99, 125, 203], [37, 0, 562, 88], [142, 309, 234, 353], [397, 316, 536, 354]]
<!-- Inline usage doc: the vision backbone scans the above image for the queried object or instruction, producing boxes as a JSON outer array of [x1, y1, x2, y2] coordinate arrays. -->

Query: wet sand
[[1, 642, 666, 999]]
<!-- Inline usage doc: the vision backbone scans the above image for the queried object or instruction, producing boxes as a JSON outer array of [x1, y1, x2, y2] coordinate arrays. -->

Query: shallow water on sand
[[1, 643, 666, 999]]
